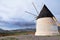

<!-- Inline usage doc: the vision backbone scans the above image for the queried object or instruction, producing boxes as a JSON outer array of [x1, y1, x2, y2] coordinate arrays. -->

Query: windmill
[[25, 2, 59, 36]]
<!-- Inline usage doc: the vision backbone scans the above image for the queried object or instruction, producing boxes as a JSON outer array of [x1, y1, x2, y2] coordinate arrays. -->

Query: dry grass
[[0, 37, 19, 40], [0, 31, 35, 37], [0, 35, 60, 40], [0, 31, 60, 40]]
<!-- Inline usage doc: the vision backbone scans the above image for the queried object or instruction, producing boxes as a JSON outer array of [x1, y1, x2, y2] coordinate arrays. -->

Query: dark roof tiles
[[37, 5, 54, 19]]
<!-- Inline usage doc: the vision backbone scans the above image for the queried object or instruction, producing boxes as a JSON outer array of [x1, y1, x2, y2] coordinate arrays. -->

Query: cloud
[[0, 0, 60, 30], [0, 18, 35, 30]]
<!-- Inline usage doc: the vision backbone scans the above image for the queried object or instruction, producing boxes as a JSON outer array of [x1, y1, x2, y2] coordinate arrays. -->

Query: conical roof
[[37, 5, 54, 19]]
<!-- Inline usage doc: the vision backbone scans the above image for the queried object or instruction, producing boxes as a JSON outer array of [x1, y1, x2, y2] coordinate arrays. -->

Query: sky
[[0, 0, 60, 30]]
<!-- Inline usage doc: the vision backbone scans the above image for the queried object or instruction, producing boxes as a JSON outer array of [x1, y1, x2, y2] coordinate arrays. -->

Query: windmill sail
[[32, 2, 39, 14], [25, 11, 37, 17]]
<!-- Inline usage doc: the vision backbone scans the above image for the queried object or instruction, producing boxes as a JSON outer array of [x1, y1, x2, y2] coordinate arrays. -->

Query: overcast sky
[[0, 0, 60, 21], [0, 0, 60, 30]]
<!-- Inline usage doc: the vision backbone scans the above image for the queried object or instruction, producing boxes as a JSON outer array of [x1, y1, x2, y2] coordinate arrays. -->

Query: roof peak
[[37, 4, 54, 19]]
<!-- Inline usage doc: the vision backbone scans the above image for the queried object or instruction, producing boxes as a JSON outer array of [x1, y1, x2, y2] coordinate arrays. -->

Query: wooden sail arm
[[25, 11, 37, 17], [53, 17, 57, 22], [53, 17, 60, 26], [32, 2, 39, 14]]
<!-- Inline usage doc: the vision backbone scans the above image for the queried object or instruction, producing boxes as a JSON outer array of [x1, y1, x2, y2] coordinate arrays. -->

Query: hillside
[[0, 28, 35, 37]]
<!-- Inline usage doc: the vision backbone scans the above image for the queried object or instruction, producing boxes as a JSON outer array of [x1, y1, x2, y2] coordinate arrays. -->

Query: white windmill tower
[[35, 5, 59, 36], [25, 2, 59, 36]]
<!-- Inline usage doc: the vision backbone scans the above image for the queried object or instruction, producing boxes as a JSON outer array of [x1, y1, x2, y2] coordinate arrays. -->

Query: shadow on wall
[[58, 26, 60, 33]]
